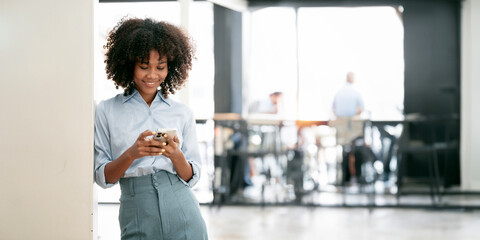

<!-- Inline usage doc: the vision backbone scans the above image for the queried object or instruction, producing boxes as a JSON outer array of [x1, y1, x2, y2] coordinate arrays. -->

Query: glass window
[[247, 6, 404, 121], [297, 7, 404, 120], [185, 2, 215, 120], [246, 7, 298, 119]]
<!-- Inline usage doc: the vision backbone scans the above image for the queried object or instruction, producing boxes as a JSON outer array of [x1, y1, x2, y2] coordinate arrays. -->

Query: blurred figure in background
[[332, 72, 364, 118], [244, 91, 284, 188], [331, 72, 371, 184], [249, 91, 284, 115]]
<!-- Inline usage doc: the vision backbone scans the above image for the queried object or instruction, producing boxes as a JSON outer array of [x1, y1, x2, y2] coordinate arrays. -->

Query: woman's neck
[[138, 92, 156, 107]]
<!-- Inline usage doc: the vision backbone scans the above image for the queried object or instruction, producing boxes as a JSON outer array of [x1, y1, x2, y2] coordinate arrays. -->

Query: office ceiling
[[208, 0, 460, 11], [207, 0, 394, 11]]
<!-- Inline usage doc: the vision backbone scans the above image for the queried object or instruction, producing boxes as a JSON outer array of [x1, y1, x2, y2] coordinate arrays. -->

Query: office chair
[[330, 117, 378, 206], [396, 113, 459, 205]]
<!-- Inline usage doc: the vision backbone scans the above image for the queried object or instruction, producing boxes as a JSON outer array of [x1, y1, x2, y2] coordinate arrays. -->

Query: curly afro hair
[[104, 17, 196, 98]]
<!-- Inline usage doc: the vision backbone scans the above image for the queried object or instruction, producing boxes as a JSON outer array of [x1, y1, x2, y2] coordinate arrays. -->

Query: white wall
[[0, 0, 94, 239], [461, 0, 480, 191]]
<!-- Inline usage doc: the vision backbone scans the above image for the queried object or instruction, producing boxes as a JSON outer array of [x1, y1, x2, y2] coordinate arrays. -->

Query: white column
[[461, 0, 480, 190], [206, 0, 248, 12], [242, 11, 252, 118], [176, 0, 193, 106], [0, 0, 94, 239], [179, 0, 192, 31]]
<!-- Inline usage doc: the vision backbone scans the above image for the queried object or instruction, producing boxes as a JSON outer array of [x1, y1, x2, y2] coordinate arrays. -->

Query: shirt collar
[[122, 89, 138, 103], [122, 88, 171, 106], [156, 90, 172, 106]]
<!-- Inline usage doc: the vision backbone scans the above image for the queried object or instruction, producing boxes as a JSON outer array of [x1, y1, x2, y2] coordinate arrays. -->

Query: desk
[[295, 120, 329, 128], [212, 114, 291, 205], [212, 114, 337, 203]]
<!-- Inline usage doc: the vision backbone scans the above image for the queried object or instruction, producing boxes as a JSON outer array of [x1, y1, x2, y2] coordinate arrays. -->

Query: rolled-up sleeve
[[94, 102, 116, 189], [178, 110, 202, 187]]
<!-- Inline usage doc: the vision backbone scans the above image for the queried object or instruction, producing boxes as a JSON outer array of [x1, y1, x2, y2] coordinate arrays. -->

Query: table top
[[211, 113, 458, 127]]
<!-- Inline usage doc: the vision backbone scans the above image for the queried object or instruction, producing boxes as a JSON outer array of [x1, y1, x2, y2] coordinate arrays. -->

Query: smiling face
[[133, 49, 168, 105]]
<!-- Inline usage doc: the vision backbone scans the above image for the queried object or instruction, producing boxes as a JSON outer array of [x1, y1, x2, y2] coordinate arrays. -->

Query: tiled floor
[[96, 169, 480, 239], [203, 206, 480, 240], [97, 204, 480, 240]]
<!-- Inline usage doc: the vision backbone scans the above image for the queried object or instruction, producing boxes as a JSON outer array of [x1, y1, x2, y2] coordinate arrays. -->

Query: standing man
[[332, 72, 364, 118], [332, 72, 366, 183]]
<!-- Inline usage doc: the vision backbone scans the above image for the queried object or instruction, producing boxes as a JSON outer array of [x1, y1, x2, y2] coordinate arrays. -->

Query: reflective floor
[[207, 173, 480, 208], [98, 203, 480, 240]]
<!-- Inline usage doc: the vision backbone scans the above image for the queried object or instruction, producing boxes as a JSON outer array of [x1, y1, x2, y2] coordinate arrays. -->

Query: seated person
[[245, 92, 284, 186], [248, 91, 284, 115]]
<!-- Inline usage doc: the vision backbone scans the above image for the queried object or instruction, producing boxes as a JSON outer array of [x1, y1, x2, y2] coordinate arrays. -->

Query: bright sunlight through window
[[247, 6, 404, 121]]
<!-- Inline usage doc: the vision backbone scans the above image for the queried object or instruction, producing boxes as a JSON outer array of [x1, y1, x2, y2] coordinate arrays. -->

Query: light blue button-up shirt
[[94, 89, 201, 189], [332, 83, 364, 117]]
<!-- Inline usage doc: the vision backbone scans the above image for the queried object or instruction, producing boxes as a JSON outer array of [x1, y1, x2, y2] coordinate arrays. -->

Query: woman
[[94, 17, 208, 239]]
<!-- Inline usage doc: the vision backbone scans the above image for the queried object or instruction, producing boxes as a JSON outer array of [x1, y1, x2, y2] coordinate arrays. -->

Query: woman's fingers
[[138, 146, 163, 155], [135, 131, 179, 157], [138, 130, 155, 141], [159, 134, 183, 159], [146, 138, 163, 147], [163, 133, 176, 147]]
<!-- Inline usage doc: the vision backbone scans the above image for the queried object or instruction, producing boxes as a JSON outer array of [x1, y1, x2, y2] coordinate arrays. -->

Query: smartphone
[[153, 128, 178, 145]]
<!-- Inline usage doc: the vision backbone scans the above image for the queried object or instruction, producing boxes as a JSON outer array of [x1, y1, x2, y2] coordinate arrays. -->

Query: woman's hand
[[126, 130, 164, 160], [105, 130, 163, 184], [156, 133, 183, 161], [105, 130, 193, 184], [158, 133, 193, 182]]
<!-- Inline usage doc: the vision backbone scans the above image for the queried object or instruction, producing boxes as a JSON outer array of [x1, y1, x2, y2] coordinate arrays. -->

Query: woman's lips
[[144, 80, 157, 87]]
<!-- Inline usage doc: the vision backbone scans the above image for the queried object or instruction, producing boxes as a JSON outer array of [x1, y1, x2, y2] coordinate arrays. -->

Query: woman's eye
[[157, 67, 165, 70], [139, 66, 148, 70]]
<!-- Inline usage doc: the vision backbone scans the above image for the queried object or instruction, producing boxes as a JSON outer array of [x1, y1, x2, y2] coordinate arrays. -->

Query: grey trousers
[[119, 171, 208, 240]]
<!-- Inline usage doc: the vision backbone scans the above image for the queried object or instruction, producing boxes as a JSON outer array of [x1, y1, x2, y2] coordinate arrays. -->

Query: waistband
[[119, 170, 180, 196]]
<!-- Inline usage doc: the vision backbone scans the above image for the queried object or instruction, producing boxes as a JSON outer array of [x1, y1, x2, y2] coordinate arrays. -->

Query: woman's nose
[[147, 69, 158, 78]]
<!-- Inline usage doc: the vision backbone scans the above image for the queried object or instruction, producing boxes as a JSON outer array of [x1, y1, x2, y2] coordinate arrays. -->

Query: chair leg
[[341, 147, 348, 206], [432, 150, 442, 204], [396, 153, 405, 203], [367, 178, 376, 212], [427, 154, 439, 205], [427, 154, 434, 204]]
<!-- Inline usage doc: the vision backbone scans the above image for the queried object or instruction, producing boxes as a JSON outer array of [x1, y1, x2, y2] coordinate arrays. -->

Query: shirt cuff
[[95, 162, 117, 189], [178, 161, 201, 188]]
